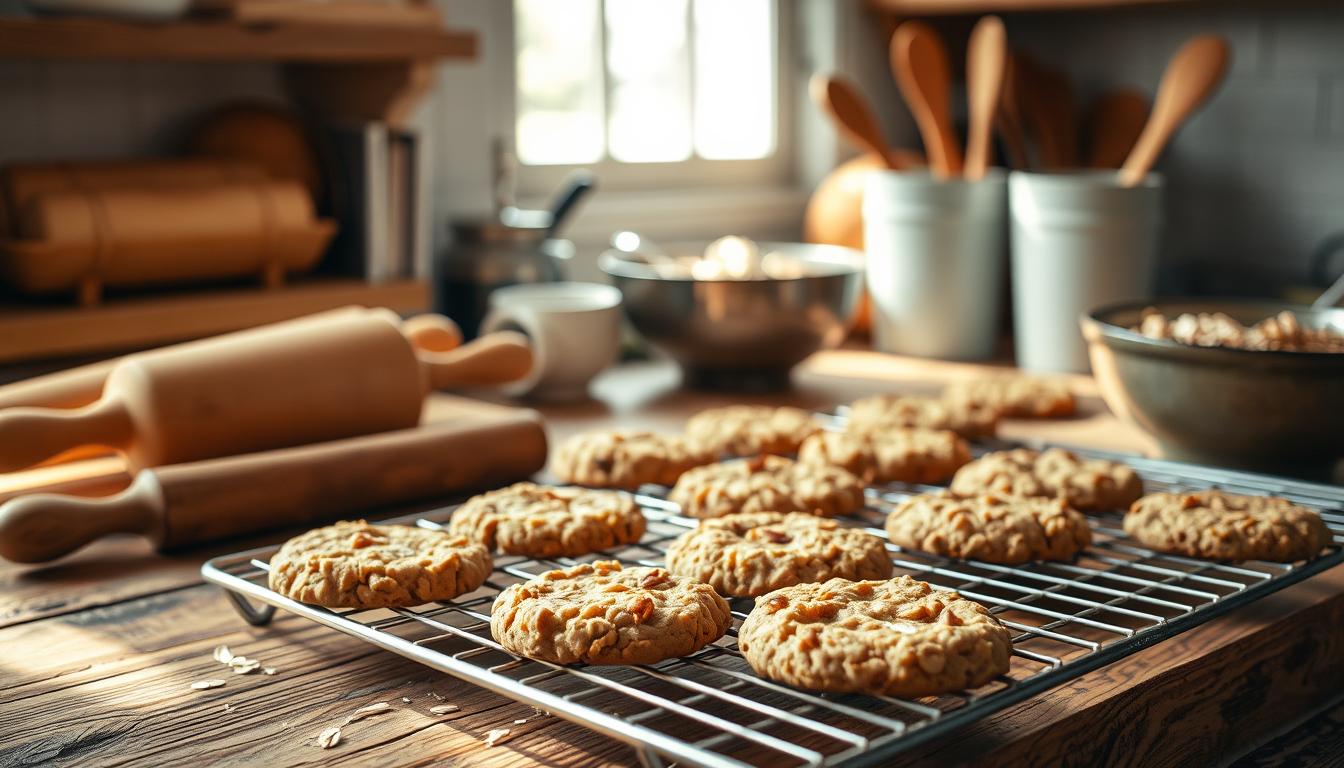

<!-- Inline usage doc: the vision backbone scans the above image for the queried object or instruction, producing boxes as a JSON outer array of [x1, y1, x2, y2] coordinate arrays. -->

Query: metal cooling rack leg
[[225, 589, 276, 626], [636, 746, 669, 768]]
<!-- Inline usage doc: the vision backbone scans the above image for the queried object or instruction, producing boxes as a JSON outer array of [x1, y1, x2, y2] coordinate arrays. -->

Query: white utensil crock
[[1009, 170, 1164, 373], [863, 169, 1007, 360]]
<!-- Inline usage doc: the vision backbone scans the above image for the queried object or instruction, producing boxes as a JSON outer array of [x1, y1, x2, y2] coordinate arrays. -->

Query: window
[[511, 0, 788, 191]]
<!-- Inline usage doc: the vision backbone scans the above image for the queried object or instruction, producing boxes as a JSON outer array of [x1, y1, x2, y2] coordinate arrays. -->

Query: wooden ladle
[[1087, 88, 1151, 169], [890, 21, 963, 179], [810, 74, 921, 170], [964, 15, 1007, 180], [1119, 35, 1231, 186]]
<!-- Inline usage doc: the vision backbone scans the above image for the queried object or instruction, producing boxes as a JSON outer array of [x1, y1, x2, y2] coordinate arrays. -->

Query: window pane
[[692, 0, 774, 159], [605, 0, 692, 163], [514, 0, 604, 165]]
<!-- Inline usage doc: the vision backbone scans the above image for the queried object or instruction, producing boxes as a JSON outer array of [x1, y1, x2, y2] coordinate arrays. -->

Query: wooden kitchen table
[[2, 351, 1341, 768]]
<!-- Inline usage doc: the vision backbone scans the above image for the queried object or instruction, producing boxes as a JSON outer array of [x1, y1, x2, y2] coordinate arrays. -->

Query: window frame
[[501, 0, 796, 199]]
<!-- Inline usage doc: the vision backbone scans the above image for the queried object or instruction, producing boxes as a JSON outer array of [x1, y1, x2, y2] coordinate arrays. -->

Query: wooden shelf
[[0, 278, 429, 363], [0, 16, 477, 62], [869, 0, 1197, 13]]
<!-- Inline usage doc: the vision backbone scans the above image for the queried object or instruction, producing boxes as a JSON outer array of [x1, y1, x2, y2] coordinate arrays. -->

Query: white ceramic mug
[[479, 282, 622, 401], [863, 169, 1007, 360], [1009, 171, 1164, 373]]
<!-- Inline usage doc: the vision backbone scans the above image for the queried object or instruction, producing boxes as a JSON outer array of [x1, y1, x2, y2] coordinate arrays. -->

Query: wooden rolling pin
[[0, 311, 531, 473], [0, 308, 463, 412], [0, 414, 548, 563]]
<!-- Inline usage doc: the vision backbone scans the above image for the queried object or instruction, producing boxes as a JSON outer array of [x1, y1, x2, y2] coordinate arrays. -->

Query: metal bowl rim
[[598, 241, 864, 284], [1085, 297, 1344, 363]]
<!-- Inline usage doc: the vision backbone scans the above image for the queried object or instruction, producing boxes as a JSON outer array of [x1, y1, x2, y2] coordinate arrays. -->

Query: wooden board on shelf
[[869, 0, 1196, 13], [0, 278, 428, 363], [0, 16, 476, 62]]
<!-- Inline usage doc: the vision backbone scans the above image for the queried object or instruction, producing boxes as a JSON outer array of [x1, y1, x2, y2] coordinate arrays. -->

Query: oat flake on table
[[317, 726, 342, 749], [430, 704, 459, 715], [343, 702, 391, 724], [212, 645, 233, 664], [190, 679, 226, 690], [484, 728, 511, 747]]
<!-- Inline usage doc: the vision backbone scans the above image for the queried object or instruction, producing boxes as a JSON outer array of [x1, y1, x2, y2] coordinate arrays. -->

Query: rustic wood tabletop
[[1, 351, 1340, 767]]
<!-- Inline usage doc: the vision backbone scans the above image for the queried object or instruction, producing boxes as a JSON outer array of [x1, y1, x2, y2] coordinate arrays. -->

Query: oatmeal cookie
[[449, 482, 645, 558], [949, 448, 1143, 512], [886, 491, 1092, 564], [669, 455, 867, 519], [490, 560, 731, 665], [665, 512, 893, 597], [798, 428, 970, 485], [848, 394, 998, 440], [736, 576, 1012, 697], [1124, 490, 1332, 562], [942, 376, 1076, 418], [268, 521, 492, 609], [551, 430, 714, 489], [685, 405, 823, 457]]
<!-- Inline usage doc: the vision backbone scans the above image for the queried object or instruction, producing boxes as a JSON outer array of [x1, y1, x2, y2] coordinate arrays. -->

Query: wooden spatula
[[810, 74, 921, 170], [890, 21, 963, 179], [1086, 88, 1151, 169], [964, 15, 1008, 180], [1018, 55, 1079, 169], [1120, 35, 1231, 186]]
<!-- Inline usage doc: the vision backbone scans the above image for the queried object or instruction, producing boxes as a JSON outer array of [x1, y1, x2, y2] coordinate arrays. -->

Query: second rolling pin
[[0, 311, 531, 472], [0, 308, 463, 412], [0, 413, 548, 563]]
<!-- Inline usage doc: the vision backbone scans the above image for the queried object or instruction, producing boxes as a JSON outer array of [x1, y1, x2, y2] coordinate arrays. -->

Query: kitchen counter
[[1, 350, 1341, 767]]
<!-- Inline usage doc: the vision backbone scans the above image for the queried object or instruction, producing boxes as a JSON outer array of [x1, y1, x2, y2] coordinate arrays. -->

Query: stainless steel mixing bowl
[[600, 241, 863, 389], [1082, 299, 1344, 477]]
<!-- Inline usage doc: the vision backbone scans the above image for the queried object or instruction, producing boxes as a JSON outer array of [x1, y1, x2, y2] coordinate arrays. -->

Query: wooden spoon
[[810, 75, 920, 170], [1018, 55, 1078, 169], [964, 15, 1008, 180], [997, 52, 1032, 170], [1120, 35, 1231, 186], [890, 21, 963, 179], [1086, 88, 1150, 169]]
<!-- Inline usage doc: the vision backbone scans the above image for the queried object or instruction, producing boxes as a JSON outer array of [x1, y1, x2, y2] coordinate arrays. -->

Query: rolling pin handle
[[420, 331, 534, 390], [0, 399, 133, 473], [0, 472, 162, 563]]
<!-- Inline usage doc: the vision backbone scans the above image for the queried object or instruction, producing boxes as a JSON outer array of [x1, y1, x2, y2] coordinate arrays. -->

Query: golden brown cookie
[[684, 405, 823, 457], [797, 428, 970, 485], [449, 482, 646, 558], [489, 560, 731, 665], [268, 521, 492, 609], [668, 454, 867, 519], [1124, 490, 1332, 562], [664, 512, 893, 597], [949, 448, 1143, 512], [942, 376, 1076, 418], [886, 491, 1092, 564], [848, 394, 998, 440], [551, 430, 714, 489], [736, 576, 1012, 697]]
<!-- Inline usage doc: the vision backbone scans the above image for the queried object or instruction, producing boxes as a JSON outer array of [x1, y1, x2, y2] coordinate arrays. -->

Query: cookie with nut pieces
[[268, 521, 492, 609], [684, 405, 823, 457], [669, 454, 867, 519], [450, 482, 646, 558], [798, 428, 970, 485], [949, 448, 1143, 512], [1124, 490, 1331, 562], [942, 375, 1076, 419], [552, 430, 714, 489], [665, 512, 893, 597], [886, 490, 1092, 564], [490, 560, 731, 665], [736, 575, 1012, 697], [848, 394, 998, 440]]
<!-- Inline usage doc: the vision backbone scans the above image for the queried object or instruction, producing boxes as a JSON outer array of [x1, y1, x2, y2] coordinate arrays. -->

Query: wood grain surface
[[0, 351, 1336, 767]]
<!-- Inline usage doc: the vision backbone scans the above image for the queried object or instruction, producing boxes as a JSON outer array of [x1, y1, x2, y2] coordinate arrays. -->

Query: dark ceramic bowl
[[1082, 299, 1344, 477]]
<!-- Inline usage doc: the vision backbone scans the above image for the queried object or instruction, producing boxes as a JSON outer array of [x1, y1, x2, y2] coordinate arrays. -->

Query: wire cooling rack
[[202, 443, 1344, 768]]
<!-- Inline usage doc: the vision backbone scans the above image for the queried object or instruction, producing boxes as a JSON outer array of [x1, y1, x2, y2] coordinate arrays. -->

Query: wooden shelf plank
[[0, 278, 429, 363], [0, 17, 476, 62], [869, 0, 1196, 13]]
